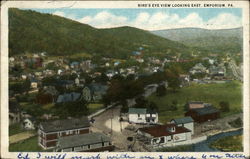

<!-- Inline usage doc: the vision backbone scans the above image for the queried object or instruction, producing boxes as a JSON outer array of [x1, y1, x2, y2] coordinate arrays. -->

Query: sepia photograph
[[1, 1, 249, 158]]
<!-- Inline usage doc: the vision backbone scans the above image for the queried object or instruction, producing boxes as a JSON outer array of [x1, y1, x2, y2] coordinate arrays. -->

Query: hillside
[[9, 8, 193, 58], [151, 28, 243, 53]]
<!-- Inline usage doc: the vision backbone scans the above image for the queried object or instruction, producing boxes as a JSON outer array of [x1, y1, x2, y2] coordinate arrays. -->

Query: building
[[23, 118, 36, 130], [56, 92, 81, 103], [189, 63, 207, 74], [55, 132, 114, 152], [185, 101, 212, 110], [185, 106, 220, 123], [128, 108, 158, 124], [82, 83, 108, 102], [38, 116, 90, 149], [170, 117, 194, 135], [138, 124, 192, 148]]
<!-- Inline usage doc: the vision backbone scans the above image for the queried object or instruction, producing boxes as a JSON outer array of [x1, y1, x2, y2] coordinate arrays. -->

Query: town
[[8, 8, 243, 153], [9, 48, 243, 152]]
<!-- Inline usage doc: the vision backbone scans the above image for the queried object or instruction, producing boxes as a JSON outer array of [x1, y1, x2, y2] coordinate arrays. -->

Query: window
[[159, 137, 165, 143], [138, 114, 140, 117]]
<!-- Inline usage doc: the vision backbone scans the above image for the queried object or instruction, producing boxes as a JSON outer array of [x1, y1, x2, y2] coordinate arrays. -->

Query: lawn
[[9, 136, 50, 152], [148, 81, 242, 123], [42, 103, 54, 110], [88, 103, 104, 114], [210, 135, 243, 152], [9, 123, 24, 136]]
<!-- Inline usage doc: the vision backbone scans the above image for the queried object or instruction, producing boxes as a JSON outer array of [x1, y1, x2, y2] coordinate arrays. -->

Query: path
[[91, 106, 148, 151], [194, 113, 243, 137], [9, 131, 36, 144]]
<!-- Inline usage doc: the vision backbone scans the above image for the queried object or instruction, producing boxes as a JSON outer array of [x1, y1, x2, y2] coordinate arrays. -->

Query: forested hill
[[9, 8, 193, 58], [151, 27, 243, 54]]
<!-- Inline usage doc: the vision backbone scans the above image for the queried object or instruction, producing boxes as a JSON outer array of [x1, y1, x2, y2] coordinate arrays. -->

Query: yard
[[88, 103, 104, 114], [148, 81, 242, 123], [9, 136, 51, 152], [9, 123, 24, 136], [209, 135, 243, 152]]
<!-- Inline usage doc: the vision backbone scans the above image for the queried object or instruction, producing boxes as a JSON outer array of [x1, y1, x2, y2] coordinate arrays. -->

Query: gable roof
[[86, 83, 108, 94], [138, 124, 191, 137], [39, 116, 89, 133], [57, 132, 111, 149], [192, 106, 220, 115], [171, 117, 194, 124], [128, 108, 147, 114], [56, 92, 81, 103]]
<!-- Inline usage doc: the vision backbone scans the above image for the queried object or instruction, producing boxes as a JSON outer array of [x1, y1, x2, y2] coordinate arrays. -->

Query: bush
[[219, 101, 230, 112], [229, 117, 243, 128], [156, 85, 166, 96]]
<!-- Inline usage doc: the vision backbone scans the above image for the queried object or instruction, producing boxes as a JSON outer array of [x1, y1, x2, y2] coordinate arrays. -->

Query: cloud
[[52, 10, 242, 30], [78, 11, 128, 28], [52, 11, 76, 20], [207, 13, 242, 29]]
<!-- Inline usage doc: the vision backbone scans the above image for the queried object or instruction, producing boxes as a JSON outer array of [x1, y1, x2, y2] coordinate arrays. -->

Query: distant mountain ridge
[[151, 27, 243, 53], [9, 8, 194, 58]]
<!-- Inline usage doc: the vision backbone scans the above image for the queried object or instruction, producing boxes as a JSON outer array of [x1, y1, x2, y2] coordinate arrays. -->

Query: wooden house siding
[[185, 111, 220, 123], [80, 129, 89, 134]]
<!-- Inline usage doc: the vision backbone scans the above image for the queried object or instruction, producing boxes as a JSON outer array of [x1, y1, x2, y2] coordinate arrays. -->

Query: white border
[[1, 1, 249, 158]]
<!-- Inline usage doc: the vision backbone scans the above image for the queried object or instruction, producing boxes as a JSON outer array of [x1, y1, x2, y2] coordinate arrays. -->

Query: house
[[128, 108, 158, 124], [38, 116, 90, 149], [23, 117, 36, 130], [56, 92, 81, 103], [185, 106, 220, 123], [9, 100, 21, 125], [138, 123, 192, 148], [55, 132, 114, 152], [189, 63, 207, 74], [30, 79, 39, 89], [82, 83, 108, 102], [209, 65, 226, 78], [170, 117, 194, 135]]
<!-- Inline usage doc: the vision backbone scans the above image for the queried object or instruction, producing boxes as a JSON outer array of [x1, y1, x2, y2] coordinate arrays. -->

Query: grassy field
[[210, 135, 243, 152], [88, 103, 104, 114], [148, 81, 242, 123], [9, 123, 24, 136], [9, 136, 49, 152]]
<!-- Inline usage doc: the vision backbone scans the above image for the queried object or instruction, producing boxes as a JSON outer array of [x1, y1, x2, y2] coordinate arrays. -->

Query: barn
[[185, 106, 220, 123]]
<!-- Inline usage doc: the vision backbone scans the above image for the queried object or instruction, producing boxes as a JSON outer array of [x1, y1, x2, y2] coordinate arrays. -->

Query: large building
[[55, 132, 115, 152], [138, 123, 192, 148], [128, 108, 158, 124], [38, 116, 90, 149], [185, 106, 220, 123]]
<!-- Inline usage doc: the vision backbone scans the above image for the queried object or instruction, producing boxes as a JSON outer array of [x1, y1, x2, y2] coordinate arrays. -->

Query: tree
[[156, 85, 166, 96], [219, 101, 230, 112]]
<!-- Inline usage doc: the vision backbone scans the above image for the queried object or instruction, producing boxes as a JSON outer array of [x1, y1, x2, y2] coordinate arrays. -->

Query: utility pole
[[111, 108, 113, 135]]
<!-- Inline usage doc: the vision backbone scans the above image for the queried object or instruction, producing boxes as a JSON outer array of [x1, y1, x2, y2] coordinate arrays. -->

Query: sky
[[30, 8, 242, 30]]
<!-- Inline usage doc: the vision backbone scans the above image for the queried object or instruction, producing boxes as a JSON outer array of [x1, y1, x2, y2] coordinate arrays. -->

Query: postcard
[[1, 1, 249, 159]]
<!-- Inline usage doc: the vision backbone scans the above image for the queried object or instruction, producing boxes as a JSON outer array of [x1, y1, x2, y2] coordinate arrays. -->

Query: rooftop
[[39, 116, 89, 133], [57, 132, 111, 149], [171, 116, 194, 124], [138, 124, 191, 137], [192, 106, 220, 115], [128, 108, 147, 114]]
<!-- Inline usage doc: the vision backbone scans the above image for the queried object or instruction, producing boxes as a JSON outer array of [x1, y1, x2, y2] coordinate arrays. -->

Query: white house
[[128, 108, 158, 124], [137, 123, 192, 148], [23, 118, 36, 130], [170, 117, 194, 135]]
